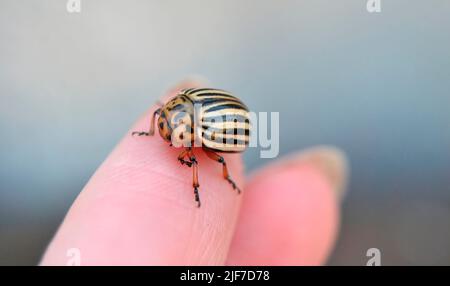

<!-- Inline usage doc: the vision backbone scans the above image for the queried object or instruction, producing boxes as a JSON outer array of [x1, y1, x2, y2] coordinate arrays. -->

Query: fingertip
[[292, 145, 349, 201], [226, 147, 348, 265], [41, 78, 246, 265]]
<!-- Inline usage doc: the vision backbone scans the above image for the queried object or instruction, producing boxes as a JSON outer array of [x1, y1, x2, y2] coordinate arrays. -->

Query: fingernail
[[295, 146, 349, 201]]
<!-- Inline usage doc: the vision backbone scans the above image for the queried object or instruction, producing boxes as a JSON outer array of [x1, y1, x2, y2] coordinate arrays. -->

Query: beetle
[[132, 88, 251, 207]]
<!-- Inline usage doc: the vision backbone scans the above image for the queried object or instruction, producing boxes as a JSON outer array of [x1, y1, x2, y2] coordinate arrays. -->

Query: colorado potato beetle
[[132, 88, 251, 207]]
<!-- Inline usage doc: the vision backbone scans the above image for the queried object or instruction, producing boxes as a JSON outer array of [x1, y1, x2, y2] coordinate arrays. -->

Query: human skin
[[40, 79, 348, 266]]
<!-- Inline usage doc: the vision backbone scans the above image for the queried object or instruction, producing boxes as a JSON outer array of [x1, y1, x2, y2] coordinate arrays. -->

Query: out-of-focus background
[[1, 0, 450, 265]]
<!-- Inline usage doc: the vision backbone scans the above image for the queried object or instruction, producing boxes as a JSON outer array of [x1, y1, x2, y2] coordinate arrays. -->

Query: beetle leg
[[132, 108, 161, 136], [203, 149, 241, 194], [177, 149, 192, 167], [188, 151, 201, 207]]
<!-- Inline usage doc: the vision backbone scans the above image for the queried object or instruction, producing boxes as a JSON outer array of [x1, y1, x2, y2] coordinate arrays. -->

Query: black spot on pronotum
[[179, 133, 184, 140]]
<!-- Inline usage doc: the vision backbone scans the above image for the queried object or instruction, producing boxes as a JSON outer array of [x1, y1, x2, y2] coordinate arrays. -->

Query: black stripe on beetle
[[132, 87, 250, 207]]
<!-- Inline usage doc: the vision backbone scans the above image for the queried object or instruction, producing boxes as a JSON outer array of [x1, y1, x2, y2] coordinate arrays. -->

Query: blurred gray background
[[1, 0, 450, 265]]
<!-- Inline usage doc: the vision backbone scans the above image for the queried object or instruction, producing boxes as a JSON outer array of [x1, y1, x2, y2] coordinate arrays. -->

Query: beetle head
[[158, 108, 194, 147], [157, 110, 172, 142]]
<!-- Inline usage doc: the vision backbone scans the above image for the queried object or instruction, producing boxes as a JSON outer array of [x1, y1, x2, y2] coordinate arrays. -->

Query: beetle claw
[[132, 131, 149, 136], [194, 187, 201, 207], [226, 176, 241, 194]]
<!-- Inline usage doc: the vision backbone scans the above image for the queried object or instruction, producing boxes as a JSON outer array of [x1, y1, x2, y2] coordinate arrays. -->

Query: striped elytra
[[182, 88, 250, 152], [132, 87, 250, 207]]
